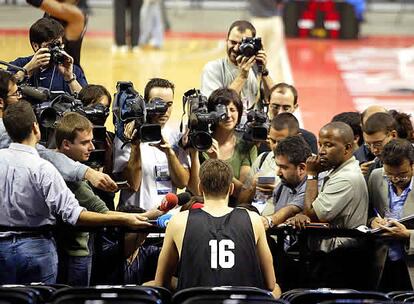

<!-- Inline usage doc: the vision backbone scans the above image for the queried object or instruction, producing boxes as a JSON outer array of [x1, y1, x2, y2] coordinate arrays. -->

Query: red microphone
[[191, 202, 204, 209], [158, 193, 179, 212]]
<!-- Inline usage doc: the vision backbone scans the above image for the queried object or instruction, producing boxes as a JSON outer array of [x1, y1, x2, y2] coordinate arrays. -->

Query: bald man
[[286, 122, 369, 288], [303, 121, 368, 227], [289, 122, 368, 229]]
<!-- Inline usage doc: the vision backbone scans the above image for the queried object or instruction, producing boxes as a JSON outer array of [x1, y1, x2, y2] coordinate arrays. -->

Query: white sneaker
[[112, 45, 128, 53]]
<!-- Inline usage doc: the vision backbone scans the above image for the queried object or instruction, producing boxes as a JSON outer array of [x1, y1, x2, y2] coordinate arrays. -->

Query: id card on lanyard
[[154, 164, 172, 195]]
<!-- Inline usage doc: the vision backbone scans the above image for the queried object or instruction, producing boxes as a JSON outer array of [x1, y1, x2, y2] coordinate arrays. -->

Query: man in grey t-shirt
[[200, 20, 274, 116], [287, 122, 369, 289]]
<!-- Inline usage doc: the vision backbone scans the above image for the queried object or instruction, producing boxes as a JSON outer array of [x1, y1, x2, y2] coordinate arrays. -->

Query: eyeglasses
[[7, 87, 22, 98], [384, 174, 411, 183], [364, 135, 388, 150]]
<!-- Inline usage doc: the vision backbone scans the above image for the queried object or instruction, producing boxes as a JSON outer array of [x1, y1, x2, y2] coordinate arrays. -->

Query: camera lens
[[191, 131, 213, 151], [39, 107, 58, 128]]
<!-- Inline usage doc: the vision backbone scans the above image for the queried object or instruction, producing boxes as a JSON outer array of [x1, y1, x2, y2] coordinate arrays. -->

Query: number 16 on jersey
[[209, 239, 235, 269]]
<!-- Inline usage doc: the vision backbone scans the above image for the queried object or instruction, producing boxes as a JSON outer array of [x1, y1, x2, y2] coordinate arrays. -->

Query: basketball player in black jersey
[[26, 0, 87, 67], [150, 159, 281, 297]]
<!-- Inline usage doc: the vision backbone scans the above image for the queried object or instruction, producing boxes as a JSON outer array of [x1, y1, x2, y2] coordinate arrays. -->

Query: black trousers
[[114, 0, 143, 47], [379, 258, 413, 292]]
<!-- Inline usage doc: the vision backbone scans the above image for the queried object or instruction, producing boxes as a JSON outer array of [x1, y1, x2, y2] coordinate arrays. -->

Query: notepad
[[356, 213, 414, 234]]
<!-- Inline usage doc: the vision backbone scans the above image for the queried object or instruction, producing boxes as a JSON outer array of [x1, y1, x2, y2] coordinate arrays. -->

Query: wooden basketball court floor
[[1, 30, 414, 136]]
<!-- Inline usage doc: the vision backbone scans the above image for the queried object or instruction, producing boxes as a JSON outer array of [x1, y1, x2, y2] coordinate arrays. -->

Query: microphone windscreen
[[159, 193, 178, 211], [157, 213, 173, 228], [20, 86, 49, 102], [177, 192, 192, 206], [191, 202, 204, 209]]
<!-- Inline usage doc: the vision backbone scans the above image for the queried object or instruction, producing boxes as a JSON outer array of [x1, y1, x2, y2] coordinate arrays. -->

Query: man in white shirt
[[113, 78, 190, 210]]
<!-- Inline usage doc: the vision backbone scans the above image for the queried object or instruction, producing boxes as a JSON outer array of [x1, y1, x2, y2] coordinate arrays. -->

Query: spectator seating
[[51, 286, 163, 304], [282, 289, 390, 304], [182, 295, 288, 304], [0, 286, 42, 304], [387, 291, 414, 302], [172, 286, 274, 304]]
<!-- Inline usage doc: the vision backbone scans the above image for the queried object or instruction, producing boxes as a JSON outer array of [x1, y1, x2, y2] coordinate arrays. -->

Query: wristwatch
[[307, 174, 318, 180], [261, 68, 269, 77], [65, 73, 77, 84], [266, 216, 274, 228]]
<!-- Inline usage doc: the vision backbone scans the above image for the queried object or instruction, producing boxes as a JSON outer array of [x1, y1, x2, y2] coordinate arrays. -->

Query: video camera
[[20, 85, 109, 128], [242, 109, 269, 142], [239, 37, 263, 58], [113, 81, 168, 144], [182, 89, 227, 151], [20, 85, 109, 168]]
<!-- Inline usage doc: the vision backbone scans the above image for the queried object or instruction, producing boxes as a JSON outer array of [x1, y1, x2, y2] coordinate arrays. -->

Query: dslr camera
[[48, 40, 65, 65], [183, 89, 227, 151], [113, 81, 169, 144], [242, 109, 269, 142], [239, 37, 263, 58]]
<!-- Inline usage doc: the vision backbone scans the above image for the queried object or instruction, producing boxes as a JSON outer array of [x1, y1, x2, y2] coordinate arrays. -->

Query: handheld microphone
[[155, 213, 172, 228], [158, 193, 178, 212], [177, 192, 192, 206], [191, 202, 204, 209]]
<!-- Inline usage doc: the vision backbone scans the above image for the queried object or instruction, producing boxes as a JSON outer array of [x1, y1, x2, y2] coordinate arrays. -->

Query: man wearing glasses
[[10, 17, 87, 95], [368, 139, 414, 291], [200, 20, 274, 120], [0, 69, 117, 194], [0, 70, 21, 148], [362, 112, 398, 179], [268, 82, 317, 154]]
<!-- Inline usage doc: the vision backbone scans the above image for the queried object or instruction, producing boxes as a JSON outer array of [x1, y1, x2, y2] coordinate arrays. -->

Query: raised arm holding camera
[[113, 78, 190, 211], [201, 20, 274, 116], [10, 17, 87, 95]]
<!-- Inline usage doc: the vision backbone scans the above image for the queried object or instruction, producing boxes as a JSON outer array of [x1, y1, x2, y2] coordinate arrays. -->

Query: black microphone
[[177, 192, 192, 206], [0, 60, 27, 73]]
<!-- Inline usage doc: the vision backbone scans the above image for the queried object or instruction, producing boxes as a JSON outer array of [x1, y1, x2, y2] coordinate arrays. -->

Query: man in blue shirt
[[0, 69, 117, 193], [0, 101, 150, 284], [10, 17, 87, 95]]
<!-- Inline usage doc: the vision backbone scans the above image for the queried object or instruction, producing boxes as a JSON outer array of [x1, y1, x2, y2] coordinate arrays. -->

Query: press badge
[[154, 164, 172, 195]]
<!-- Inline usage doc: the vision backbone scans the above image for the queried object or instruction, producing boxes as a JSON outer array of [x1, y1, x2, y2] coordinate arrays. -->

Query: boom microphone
[[20, 86, 50, 103], [158, 193, 179, 211]]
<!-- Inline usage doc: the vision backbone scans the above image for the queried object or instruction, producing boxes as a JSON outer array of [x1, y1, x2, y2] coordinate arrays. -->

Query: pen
[[373, 208, 382, 219]]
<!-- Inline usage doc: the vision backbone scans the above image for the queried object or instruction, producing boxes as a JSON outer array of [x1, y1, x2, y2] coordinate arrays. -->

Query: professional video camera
[[242, 109, 269, 142], [48, 40, 65, 65], [20, 85, 109, 168], [113, 81, 168, 144], [182, 89, 227, 151], [20, 85, 109, 128], [239, 37, 263, 57]]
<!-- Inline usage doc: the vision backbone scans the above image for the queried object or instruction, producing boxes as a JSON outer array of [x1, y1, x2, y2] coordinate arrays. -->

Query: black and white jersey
[[177, 208, 265, 290]]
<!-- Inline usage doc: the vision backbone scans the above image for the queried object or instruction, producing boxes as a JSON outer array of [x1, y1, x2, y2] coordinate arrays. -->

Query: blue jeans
[[58, 254, 92, 286], [0, 235, 58, 284]]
